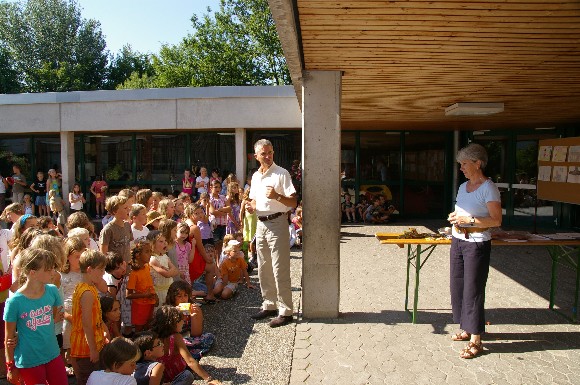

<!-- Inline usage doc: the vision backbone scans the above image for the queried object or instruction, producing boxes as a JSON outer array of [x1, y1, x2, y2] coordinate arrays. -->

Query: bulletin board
[[537, 137, 580, 205]]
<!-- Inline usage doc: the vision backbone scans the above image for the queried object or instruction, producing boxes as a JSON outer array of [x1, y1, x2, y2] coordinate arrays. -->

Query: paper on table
[[527, 234, 551, 241], [555, 232, 580, 239], [545, 234, 575, 240], [502, 239, 528, 242]]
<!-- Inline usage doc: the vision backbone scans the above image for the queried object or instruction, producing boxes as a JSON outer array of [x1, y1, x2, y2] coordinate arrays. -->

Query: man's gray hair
[[457, 143, 488, 170], [254, 139, 273, 153]]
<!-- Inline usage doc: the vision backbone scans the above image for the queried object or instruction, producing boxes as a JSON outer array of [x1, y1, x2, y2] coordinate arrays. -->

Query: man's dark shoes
[[251, 309, 277, 320], [269, 315, 293, 328]]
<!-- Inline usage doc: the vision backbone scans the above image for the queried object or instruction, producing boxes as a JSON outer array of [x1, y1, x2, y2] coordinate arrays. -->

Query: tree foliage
[[106, 45, 154, 89], [0, 0, 108, 92], [120, 0, 290, 89], [0, 43, 20, 93]]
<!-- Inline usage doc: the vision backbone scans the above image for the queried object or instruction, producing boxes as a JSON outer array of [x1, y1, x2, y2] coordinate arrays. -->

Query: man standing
[[247, 139, 297, 327]]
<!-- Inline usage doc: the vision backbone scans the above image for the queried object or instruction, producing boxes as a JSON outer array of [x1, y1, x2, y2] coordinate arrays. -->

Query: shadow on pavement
[[340, 231, 377, 239], [202, 365, 252, 384], [302, 306, 574, 328], [484, 331, 580, 353]]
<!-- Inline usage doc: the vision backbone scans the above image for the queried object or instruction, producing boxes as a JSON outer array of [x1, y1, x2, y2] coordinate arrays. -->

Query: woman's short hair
[[456, 143, 488, 170]]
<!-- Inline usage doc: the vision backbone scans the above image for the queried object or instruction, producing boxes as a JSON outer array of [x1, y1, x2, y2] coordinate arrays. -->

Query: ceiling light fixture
[[445, 102, 504, 117]]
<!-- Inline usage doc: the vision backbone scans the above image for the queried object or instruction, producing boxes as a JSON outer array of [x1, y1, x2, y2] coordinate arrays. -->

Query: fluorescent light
[[535, 127, 555, 130], [445, 102, 504, 116]]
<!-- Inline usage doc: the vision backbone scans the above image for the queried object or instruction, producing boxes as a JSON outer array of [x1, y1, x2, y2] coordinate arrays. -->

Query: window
[[137, 134, 186, 182], [359, 132, 401, 182], [83, 135, 133, 182], [0, 137, 31, 178], [33, 136, 61, 174]]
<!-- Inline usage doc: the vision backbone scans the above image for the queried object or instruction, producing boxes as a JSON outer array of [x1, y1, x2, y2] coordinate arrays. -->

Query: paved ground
[[291, 220, 580, 385], [3, 220, 580, 384]]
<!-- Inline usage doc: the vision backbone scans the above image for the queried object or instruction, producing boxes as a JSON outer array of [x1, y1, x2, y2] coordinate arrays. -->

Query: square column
[[302, 70, 341, 318], [235, 128, 247, 182], [60, 132, 75, 205]]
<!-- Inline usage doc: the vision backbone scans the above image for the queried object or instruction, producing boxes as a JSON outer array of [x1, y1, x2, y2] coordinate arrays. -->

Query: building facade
[[1, 86, 578, 230]]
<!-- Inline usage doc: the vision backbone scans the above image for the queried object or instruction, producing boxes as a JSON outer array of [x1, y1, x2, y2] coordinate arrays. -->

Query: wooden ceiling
[[271, 0, 580, 131]]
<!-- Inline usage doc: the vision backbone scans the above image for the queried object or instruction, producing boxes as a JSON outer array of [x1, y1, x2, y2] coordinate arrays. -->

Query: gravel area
[[193, 247, 302, 385]]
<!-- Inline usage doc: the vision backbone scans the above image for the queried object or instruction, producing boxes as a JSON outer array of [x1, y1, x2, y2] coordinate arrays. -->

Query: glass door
[[474, 133, 512, 224], [473, 130, 559, 230]]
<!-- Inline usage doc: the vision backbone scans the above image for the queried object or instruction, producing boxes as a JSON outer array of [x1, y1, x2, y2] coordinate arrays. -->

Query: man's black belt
[[258, 212, 286, 222]]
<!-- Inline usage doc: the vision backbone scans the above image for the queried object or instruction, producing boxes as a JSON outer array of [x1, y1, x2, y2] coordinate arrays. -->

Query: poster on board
[[537, 137, 580, 204]]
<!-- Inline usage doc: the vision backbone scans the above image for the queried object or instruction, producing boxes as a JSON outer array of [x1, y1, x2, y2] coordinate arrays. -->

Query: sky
[[77, 0, 220, 54]]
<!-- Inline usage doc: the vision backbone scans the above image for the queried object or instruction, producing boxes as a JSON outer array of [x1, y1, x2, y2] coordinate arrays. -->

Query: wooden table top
[[375, 232, 580, 248]]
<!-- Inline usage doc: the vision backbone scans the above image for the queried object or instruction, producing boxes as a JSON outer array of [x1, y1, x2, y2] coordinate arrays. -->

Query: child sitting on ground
[[133, 331, 194, 385], [213, 240, 254, 300], [355, 194, 369, 222], [364, 197, 390, 224], [151, 306, 220, 384], [86, 337, 140, 385], [166, 280, 215, 360], [218, 233, 235, 266], [341, 193, 356, 223]]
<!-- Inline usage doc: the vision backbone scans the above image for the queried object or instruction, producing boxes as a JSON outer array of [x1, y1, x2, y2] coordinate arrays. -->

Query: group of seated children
[[1, 184, 273, 385], [341, 192, 397, 224]]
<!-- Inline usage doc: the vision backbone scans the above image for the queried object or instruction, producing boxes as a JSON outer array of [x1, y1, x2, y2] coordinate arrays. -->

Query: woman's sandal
[[451, 331, 471, 341], [459, 341, 483, 359]]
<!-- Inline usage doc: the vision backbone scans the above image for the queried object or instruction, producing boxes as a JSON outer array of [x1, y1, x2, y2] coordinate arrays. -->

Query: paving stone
[[293, 349, 311, 360], [282, 222, 580, 385], [289, 369, 309, 383], [293, 339, 311, 349], [291, 358, 310, 371]]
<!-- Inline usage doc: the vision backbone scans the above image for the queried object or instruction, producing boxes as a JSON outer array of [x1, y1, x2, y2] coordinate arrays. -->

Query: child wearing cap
[[218, 233, 236, 266], [145, 211, 162, 231], [213, 240, 254, 300]]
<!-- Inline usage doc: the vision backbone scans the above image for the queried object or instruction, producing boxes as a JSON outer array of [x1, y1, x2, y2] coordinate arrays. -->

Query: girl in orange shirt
[[126, 238, 158, 332]]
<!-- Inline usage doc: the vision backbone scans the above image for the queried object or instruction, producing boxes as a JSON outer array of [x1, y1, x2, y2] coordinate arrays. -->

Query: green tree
[[0, 44, 20, 93], [106, 45, 154, 89], [120, 0, 290, 89], [0, 0, 108, 92]]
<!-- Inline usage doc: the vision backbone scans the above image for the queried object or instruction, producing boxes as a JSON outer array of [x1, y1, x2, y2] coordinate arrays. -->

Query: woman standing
[[447, 143, 501, 359]]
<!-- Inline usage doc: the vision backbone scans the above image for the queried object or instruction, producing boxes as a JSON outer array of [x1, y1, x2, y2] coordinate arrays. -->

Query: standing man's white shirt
[[250, 163, 296, 216]]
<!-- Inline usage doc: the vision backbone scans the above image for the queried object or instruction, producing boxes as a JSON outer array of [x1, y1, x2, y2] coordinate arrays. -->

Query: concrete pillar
[[235, 128, 247, 182], [60, 131, 75, 205], [301, 70, 341, 318]]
